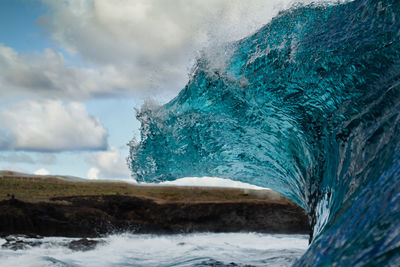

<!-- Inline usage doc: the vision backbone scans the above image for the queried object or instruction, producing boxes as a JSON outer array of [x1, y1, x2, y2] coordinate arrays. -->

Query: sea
[[0, 233, 308, 267]]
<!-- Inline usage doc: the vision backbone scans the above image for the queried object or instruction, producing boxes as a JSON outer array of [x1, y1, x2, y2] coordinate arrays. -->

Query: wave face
[[129, 0, 400, 265]]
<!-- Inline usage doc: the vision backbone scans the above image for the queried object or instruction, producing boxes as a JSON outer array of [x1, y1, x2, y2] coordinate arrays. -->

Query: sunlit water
[[0, 233, 308, 267]]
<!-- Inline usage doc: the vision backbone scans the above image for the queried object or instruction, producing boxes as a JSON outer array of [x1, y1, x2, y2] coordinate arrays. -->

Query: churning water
[[0, 233, 308, 267]]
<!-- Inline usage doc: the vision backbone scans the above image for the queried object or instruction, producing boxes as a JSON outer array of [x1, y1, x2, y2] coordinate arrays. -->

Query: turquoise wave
[[129, 0, 400, 265]]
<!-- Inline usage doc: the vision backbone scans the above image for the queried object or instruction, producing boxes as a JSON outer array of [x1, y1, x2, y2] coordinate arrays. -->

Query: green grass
[[0, 174, 288, 204]]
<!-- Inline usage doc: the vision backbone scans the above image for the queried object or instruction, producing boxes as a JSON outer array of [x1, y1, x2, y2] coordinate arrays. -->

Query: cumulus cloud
[[86, 146, 130, 179], [41, 0, 276, 63], [0, 0, 337, 100], [40, 0, 294, 97], [0, 44, 141, 99], [0, 100, 107, 152], [87, 167, 100, 179], [2, 0, 319, 100], [34, 168, 51, 175], [41, 0, 310, 63], [160, 177, 266, 190]]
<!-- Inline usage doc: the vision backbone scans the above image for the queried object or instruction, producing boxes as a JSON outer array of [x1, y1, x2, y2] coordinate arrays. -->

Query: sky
[[0, 0, 327, 182]]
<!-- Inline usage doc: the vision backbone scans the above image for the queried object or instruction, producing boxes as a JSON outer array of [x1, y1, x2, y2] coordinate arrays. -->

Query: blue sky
[[0, 0, 147, 178], [0, 0, 50, 52], [0, 0, 303, 180]]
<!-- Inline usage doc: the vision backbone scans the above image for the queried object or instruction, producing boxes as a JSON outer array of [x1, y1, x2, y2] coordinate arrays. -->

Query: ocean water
[[129, 0, 400, 266], [0, 233, 308, 267]]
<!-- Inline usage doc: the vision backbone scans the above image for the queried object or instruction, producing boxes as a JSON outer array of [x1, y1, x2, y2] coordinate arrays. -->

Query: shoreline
[[0, 173, 309, 238]]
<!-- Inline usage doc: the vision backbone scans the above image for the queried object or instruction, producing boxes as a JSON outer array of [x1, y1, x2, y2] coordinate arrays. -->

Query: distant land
[[0, 171, 309, 238]]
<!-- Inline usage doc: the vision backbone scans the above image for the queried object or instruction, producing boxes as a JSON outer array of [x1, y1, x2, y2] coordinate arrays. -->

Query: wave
[[129, 0, 400, 265]]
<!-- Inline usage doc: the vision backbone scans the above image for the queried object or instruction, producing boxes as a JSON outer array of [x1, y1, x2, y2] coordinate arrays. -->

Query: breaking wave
[[129, 0, 400, 265]]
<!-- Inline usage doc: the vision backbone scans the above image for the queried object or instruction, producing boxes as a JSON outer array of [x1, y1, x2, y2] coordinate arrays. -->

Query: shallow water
[[0, 233, 308, 267]]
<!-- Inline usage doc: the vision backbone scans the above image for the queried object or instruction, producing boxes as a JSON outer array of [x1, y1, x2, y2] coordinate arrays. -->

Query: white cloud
[[41, 0, 307, 68], [0, 44, 140, 99], [40, 0, 292, 97], [87, 167, 100, 179], [0, 0, 337, 100], [160, 177, 267, 190], [0, 100, 108, 152], [34, 168, 51, 175], [86, 146, 130, 179], [1, 0, 322, 100]]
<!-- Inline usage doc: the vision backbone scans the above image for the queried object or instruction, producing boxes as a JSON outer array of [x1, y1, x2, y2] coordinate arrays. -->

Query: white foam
[[0, 233, 308, 267]]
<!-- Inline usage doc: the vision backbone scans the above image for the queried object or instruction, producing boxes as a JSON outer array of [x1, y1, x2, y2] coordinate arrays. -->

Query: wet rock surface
[[1, 235, 104, 251], [68, 238, 103, 251], [194, 259, 255, 267], [1, 235, 43, 250], [0, 196, 309, 238]]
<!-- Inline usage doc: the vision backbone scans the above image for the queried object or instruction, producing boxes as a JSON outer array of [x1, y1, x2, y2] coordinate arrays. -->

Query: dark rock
[[2, 237, 43, 250], [0, 195, 309, 238], [194, 259, 255, 267], [68, 238, 102, 251], [4, 236, 16, 242]]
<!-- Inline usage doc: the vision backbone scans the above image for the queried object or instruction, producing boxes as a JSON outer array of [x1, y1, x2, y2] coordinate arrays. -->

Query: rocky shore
[[0, 195, 308, 238], [0, 172, 309, 238]]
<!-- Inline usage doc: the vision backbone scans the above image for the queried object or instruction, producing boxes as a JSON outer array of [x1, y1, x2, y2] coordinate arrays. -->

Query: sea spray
[[0, 233, 308, 267]]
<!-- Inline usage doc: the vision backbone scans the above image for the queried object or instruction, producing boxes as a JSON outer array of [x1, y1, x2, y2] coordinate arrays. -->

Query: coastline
[[0, 172, 309, 238]]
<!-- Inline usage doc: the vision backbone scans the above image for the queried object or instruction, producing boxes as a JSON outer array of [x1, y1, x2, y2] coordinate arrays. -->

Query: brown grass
[[0, 174, 288, 204]]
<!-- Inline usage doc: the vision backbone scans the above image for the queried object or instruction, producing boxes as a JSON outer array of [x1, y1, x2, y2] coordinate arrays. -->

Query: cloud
[[34, 168, 51, 175], [39, 0, 291, 98], [86, 146, 130, 179], [41, 0, 304, 67], [1, 0, 336, 100], [160, 177, 266, 190], [2, 0, 317, 100], [0, 44, 142, 99], [0, 100, 107, 152], [87, 167, 100, 179]]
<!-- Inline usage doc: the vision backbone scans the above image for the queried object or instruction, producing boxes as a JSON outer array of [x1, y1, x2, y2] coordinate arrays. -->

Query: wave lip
[[129, 0, 400, 265]]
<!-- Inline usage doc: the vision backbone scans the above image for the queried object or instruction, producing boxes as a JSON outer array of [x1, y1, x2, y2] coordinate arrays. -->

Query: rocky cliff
[[0, 195, 308, 237]]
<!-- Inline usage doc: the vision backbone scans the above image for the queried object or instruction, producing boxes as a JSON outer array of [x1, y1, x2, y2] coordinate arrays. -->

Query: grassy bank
[[0, 171, 287, 204]]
